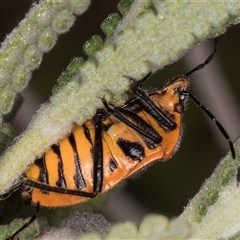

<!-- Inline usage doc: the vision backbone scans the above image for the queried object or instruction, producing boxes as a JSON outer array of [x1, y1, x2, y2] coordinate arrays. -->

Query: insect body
[[21, 77, 188, 207]]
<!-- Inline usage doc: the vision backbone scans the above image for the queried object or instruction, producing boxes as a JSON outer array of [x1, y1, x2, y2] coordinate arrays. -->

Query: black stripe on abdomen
[[51, 144, 67, 189], [83, 124, 93, 145], [35, 157, 48, 185], [68, 133, 86, 190]]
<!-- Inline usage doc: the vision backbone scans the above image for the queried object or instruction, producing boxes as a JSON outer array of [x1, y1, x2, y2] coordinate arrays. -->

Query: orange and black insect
[[1, 39, 236, 238]]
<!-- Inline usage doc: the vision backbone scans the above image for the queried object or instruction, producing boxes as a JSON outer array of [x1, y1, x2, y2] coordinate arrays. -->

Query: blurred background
[[0, 0, 240, 227]]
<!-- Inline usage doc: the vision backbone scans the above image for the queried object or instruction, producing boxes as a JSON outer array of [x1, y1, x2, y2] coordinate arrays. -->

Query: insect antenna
[[182, 39, 235, 159], [182, 91, 235, 159], [184, 39, 218, 77]]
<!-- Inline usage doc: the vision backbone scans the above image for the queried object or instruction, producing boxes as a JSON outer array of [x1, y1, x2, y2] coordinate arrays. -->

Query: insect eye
[[174, 102, 184, 113]]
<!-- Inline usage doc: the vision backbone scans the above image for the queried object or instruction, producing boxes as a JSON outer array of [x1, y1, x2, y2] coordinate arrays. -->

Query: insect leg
[[123, 71, 176, 131], [92, 112, 104, 194], [7, 202, 40, 240], [0, 181, 22, 200], [131, 82, 177, 131], [102, 99, 161, 144]]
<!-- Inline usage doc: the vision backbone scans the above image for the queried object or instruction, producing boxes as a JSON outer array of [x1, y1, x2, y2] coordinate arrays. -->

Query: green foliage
[[0, 216, 46, 240], [79, 215, 191, 239], [118, 0, 135, 16], [53, 57, 85, 94], [83, 35, 103, 57], [101, 13, 121, 39], [0, 0, 91, 117], [181, 138, 240, 238]]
